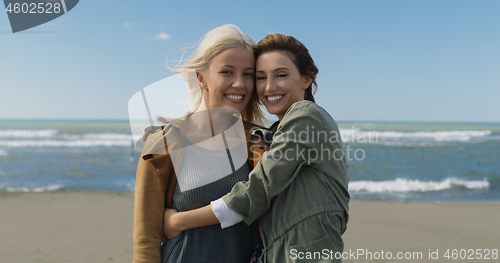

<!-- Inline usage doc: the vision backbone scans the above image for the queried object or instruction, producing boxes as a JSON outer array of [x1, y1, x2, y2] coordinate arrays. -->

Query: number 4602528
[[6, 2, 62, 14], [443, 249, 498, 260]]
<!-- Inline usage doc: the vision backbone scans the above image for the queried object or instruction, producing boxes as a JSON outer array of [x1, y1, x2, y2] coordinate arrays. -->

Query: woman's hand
[[163, 208, 183, 240]]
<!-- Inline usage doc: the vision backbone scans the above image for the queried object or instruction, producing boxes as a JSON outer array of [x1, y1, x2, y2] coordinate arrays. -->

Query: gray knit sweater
[[161, 137, 254, 263]]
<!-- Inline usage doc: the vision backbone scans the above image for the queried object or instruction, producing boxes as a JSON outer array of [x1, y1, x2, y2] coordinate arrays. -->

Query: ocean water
[[339, 122, 500, 202], [0, 120, 499, 202], [0, 120, 137, 192]]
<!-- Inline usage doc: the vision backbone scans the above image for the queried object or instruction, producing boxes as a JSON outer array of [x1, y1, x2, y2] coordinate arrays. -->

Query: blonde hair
[[172, 24, 265, 125]]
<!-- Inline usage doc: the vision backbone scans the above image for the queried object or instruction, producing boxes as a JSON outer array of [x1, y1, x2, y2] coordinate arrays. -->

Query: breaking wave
[[340, 129, 494, 146], [0, 184, 64, 192], [349, 178, 490, 193], [0, 130, 132, 148]]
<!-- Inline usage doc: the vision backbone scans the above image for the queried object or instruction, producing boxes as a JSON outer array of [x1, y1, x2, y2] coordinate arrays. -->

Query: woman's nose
[[265, 78, 276, 92], [232, 74, 245, 89]]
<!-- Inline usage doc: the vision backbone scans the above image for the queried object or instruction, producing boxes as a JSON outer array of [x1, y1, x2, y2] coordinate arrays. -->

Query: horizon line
[[1, 118, 499, 125]]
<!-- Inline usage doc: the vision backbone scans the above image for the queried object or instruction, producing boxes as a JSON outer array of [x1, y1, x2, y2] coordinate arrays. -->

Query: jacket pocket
[[288, 235, 339, 262]]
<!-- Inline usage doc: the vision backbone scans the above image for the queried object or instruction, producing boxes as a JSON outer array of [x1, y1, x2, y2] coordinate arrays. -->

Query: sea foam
[[349, 178, 490, 193], [0, 184, 64, 192], [0, 129, 58, 138], [0, 132, 133, 148], [340, 129, 493, 146], [0, 139, 132, 147]]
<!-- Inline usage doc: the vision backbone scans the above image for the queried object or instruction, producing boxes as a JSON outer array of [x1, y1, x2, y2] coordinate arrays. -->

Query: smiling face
[[256, 51, 311, 120], [197, 47, 255, 113]]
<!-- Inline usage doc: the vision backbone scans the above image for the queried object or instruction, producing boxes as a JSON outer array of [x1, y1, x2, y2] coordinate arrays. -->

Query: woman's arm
[[163, 102, 335, 237], [163, 197, 246, 239], [223, 101, 330, 224], [163, 205, 219, 239], [133, 158, 166, 263]]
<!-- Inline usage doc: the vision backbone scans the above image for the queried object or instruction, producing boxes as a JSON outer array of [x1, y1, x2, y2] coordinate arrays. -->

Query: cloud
[[150, 32, 170, 41], [123, 21, 134, 27]]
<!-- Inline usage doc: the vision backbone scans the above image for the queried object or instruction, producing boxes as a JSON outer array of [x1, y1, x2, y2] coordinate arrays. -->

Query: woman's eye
[[244, 72, 254, 78], [256, 76, 266, 80], [220, 70, 231, 75], [277, 74, 288, 78]]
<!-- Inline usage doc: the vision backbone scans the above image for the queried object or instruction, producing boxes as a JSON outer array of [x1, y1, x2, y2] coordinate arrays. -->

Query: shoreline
[[1, 192, 499, 262]]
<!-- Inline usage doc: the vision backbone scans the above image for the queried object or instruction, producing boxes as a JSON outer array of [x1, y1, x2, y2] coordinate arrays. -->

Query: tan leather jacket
[[133, 117, 268, 263]]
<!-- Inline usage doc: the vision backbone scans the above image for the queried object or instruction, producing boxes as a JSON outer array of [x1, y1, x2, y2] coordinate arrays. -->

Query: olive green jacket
[[223, 101, 350, 263]]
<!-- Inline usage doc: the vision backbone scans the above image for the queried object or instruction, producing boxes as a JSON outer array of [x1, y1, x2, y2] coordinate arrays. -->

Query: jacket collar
[[144, 112, 263, 144], [157, 112, 191, 137]]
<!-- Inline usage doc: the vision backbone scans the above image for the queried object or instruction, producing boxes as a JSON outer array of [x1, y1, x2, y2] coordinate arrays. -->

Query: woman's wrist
[[172, 211, 187, 231]]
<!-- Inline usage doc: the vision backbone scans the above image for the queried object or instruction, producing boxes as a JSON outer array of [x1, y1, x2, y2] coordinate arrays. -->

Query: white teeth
[[225, 95, 243, 100], [267, 95, 283, 102]]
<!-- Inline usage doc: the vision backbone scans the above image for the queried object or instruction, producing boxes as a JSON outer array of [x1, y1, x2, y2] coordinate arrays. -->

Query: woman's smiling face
[[198, 47, 255, 113], [256, 51, 311, 120]]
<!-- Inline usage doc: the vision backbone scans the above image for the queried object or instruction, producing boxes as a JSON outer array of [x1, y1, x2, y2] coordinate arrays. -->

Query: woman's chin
[[227, 105, 247, 115], [264, 107, 281, 117], [208, 102, 245, 113]]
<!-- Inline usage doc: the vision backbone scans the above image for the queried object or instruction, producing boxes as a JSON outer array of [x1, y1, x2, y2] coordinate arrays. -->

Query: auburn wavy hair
[[253, 33, 318, 102]]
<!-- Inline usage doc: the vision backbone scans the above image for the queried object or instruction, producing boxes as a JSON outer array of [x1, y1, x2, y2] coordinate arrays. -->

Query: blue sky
[[1, 0, 499, 122]]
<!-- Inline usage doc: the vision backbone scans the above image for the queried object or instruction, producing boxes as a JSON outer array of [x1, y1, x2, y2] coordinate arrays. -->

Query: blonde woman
[[133, 25, 267, 263]]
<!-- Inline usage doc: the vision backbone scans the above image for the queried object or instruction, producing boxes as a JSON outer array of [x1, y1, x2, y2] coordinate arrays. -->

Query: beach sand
[[343, 200, 500, 262], [1, 192, 498, 262], [0, 192, 134, 263]]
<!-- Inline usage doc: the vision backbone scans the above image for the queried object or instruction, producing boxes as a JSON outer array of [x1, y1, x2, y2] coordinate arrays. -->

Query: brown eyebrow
[[256, 67, 290, 74], [220, 65, 254, 71]]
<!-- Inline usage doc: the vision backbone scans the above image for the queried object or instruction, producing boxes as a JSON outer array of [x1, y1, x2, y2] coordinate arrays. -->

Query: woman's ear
[[302, 76, 313, 90], [196, 72, 207, 90]]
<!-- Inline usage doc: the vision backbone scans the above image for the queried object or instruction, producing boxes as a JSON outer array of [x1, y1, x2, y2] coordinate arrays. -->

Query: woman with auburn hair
[[163, 33, 350, 263], [133, 24, 268, 263]]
